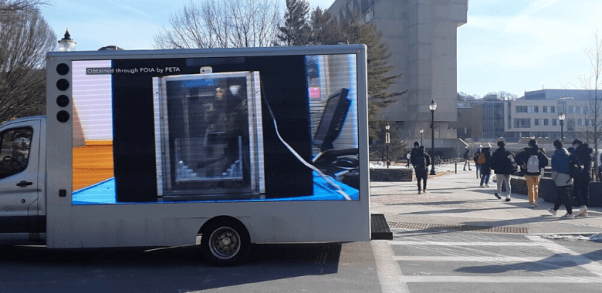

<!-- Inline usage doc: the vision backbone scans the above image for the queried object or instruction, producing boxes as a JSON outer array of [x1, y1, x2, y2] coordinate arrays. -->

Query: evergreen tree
[[342, 15, 405, 141], [309, 7, 344, 45], [277, 0, 311, 46]]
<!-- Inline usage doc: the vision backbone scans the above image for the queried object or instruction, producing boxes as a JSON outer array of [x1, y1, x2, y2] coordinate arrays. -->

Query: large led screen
[[71, 54, 359, 204]]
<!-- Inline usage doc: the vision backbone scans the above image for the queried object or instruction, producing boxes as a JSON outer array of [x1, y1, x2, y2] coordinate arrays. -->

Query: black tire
[[200, 218, 250, 266]]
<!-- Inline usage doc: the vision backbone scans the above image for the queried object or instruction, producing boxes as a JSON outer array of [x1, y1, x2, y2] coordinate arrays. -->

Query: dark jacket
[[410, 147, 422, 167], [473, 150, 481, 165], [413, 149, 431, 177], [478, 148, 492, 174], [463, 149, 470, 160], [516, 147, 549, 176], [490, 147, 515, 174], [574, 143, 594, 175]]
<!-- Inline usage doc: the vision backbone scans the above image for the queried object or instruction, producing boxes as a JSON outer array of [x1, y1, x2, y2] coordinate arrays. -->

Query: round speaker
[[56, 95, 69, 107], [56, 63, 69, 75], [56, 79, 70, 91], [56, 110, 70, 123]]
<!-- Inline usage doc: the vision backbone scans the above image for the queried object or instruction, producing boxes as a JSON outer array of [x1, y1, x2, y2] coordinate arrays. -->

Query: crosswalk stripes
[[372, 233, 602, 288]]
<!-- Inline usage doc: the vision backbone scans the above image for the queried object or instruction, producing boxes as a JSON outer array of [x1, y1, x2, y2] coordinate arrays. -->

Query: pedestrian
[[549, 139, 574, 219], [474, 146, 482, 179], [478, 144, 492, 188], [571, 139, 594, 217], [410, 141, 421, 167], [490, 140, 516, 201], [412, 146, 431, 194], [463, 148, 472, 171], [515, 139, 549, 208]]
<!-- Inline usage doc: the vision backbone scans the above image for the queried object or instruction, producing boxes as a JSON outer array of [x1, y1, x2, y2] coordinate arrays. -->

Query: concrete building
[[524, 89, 600, 101], [327, 0, 469, 158], [505, 97, 592, 141]]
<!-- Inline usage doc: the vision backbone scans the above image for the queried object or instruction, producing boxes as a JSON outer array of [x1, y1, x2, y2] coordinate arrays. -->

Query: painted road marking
[[390, 241, 541, 246], [527, 235, 602, 277], [397, 276, 602, 283], [393, 256, 557, 262], [371, 240, 410, 293]]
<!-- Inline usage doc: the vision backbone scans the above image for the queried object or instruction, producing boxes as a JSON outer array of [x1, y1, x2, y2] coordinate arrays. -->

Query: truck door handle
[[17, 181, 33, 187]]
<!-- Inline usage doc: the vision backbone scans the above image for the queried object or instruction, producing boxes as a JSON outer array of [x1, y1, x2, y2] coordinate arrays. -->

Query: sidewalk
[[370, 165, 602, 235]]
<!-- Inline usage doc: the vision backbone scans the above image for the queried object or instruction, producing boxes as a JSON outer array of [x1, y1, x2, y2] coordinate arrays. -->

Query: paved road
[[1, 168, 601, 292]]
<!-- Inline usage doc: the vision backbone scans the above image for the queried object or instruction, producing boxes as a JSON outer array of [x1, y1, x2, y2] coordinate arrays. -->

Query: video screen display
[[70, 54, 359, 204]]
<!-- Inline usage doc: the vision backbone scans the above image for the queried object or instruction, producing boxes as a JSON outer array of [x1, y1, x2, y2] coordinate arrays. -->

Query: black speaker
[[56, 110, 70, 123], [56, 79, 70, 91], [56, 95, 69, 107], [56, 63, 69, 75]]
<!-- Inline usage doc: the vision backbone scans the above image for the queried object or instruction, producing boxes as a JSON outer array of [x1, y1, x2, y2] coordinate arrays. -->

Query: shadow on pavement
[[455, 249, 602, 274], [0, 243, 342, 292]]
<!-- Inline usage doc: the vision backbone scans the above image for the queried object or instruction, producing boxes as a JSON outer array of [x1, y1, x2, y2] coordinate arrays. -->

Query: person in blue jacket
[[549, 139, 574, 219]]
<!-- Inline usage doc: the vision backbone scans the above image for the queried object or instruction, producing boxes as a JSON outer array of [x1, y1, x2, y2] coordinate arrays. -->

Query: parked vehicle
[[0, 45, 370, 265]]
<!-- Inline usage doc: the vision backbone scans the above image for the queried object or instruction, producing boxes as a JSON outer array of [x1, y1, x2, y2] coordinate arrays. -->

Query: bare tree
[[575, 30, 602, 181], [0, 0, 46, 23], [0, 8, 56, 123], [153, 0, 281, 49]]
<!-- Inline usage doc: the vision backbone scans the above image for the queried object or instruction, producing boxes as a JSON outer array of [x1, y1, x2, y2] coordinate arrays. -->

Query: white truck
[[0, 45, 370, 265]]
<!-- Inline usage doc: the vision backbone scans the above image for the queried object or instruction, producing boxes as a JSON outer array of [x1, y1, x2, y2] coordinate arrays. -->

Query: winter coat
[[463, 149, 470, 160], [515, 147, 549, 176], [413, 151, 431, 178], [574, 143, 594, 177], [551, 148, 572, 186], [410, 147, 422, 168], [478, 148, 492, 175], [490, 147, 515, 175]]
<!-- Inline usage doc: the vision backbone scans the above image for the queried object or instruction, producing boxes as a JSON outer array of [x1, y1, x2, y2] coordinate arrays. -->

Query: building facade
[[505, 98, 592, 141], [327, 0, 469, 143]]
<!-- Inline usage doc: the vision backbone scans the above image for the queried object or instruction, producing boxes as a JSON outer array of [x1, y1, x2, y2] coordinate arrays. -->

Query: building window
[[578, 119, 584, 126], [534, 119, 539, 126], [527, 106, 538, 113], [552, 119, 557, 126], [543, 106, 548, 113], [514, 118, 531, 128], [544, 119, 549, 126], [550, 106, 555, 113], [516, 106, 528, 113]]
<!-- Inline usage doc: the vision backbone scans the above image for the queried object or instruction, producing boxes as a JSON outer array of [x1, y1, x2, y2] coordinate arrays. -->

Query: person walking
[[516, 139, 549, 208], [490, 140, 516, 202], [474, 146, 482, 179], [478, 145, 492, 188], [549, 139, 574, 219], [571, 139, 594, 217], [412, 146, 431, 194], [463, 148, 472, 171]]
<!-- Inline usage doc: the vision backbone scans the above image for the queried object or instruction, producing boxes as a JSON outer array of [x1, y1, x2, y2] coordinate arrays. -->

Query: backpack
[[526, 155, 540, 173], [477, 152, 486, 164], [568, 154, 583, 178]]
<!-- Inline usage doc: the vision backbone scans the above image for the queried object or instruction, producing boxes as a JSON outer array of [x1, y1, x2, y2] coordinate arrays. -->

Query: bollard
[[455, 161, 457, 174]]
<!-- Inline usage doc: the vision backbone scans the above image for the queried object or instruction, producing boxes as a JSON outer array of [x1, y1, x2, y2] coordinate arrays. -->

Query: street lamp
[[559, 111, 566, 143], [58, 28, 77, 51], [385, 122, 390, 168], [429, 100, 437, 175], [420, 128, 424, 146]]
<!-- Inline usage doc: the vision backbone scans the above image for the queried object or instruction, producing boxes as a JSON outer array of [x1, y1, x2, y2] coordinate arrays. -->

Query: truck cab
[[0, 116, 46, 243]]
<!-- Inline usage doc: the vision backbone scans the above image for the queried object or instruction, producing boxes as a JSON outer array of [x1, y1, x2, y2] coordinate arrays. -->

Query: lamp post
[[58, 29, 77, 51], [385, 122, 390, 168], [420, 128, 424, 146], [429, 100, 437, 175], [559, 112, 565, 143]]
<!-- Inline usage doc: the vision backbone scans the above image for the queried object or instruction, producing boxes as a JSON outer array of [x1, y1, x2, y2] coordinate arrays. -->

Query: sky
[[39, 0, 602, 98]]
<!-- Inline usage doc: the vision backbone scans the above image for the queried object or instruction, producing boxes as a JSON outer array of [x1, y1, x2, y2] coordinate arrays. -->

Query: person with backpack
[[571, 139, 594, 218], [463, 148, 472, 171], [412, 146, 431, 194], [490, 140, 516, 201], [474, 147, 482, 179], [478, 145, 492, 188], [548, 139, 574, 219], [515, 139, 549, 208]]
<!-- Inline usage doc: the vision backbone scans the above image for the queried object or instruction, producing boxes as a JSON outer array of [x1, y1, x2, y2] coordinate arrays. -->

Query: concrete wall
[[328, 0, 468, 140]]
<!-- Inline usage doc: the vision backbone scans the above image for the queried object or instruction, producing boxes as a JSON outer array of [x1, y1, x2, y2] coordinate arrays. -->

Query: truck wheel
[[200, 219, 250, 266]]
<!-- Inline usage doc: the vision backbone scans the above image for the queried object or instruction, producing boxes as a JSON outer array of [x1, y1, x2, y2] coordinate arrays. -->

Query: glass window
[[543, 106, 547, 113], [534, 119, 540, 126], [0, 127, 33, 179], [544, 119, 549, 126], [551, 106, 555, 113], [516, 106, 528, 113], [514, 118, 531, 128]]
